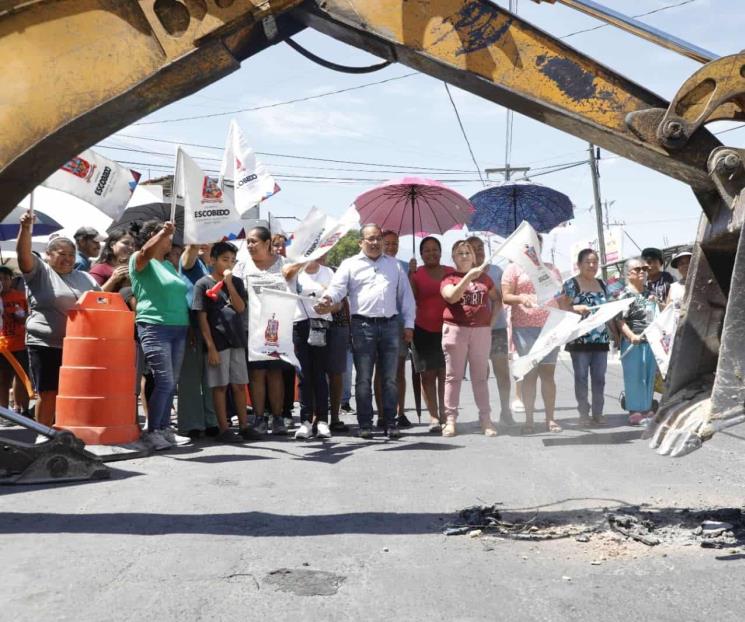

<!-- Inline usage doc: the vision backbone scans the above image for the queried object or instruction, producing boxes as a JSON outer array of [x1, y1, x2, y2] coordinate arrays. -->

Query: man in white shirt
[[318, 224, 415, 438]]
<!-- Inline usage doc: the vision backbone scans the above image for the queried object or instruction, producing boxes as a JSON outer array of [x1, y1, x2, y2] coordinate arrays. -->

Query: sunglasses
[[630, 266, 649, 273]]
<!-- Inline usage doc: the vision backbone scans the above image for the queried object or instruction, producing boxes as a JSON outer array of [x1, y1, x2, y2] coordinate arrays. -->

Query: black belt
[[352, 314, 397, 323]]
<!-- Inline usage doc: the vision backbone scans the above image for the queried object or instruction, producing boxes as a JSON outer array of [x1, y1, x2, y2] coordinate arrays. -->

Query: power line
[[109, 133, 476, 172], [133, 72, 418, 126], [443, 83, 486, 186], [560, 0, 700, 39]]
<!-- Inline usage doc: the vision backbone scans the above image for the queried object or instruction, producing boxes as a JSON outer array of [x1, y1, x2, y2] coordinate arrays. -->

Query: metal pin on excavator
[[0, 0, 743, 464]]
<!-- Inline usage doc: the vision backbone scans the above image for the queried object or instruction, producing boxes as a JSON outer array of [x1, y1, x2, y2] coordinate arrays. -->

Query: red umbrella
[[353, 177, 474, 253]]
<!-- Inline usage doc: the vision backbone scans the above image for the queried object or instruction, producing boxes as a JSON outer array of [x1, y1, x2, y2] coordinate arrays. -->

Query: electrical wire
[[132, 72, 417, 126], [443, 83, 486, 186], [560, 0, 701, 39]]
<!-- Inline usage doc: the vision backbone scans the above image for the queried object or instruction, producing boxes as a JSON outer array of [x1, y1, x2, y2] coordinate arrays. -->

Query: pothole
[[444, 504, 745, 551], [263, 568, 345, 596]]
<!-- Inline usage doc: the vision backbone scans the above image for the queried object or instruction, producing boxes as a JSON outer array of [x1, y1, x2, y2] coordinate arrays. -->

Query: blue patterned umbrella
[[468, 183, 573, 237], [0, 206, 63, 240]]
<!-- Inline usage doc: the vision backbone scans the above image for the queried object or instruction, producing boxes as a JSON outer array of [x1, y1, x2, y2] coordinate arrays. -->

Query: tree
[[325, 231, 361, 269]]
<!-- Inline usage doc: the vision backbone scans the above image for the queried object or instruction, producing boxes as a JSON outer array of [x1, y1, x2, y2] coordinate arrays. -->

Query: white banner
[[247, 288, 301, 367], [42, 149, 140, 219], [285, 206, 360, 264], [219, 119, 280, 216], [511, 298, 633, 380], [644, 303, 678, 378], [178, 148, 244, 244], [511, 309, 580, 380], [489, 221, 561, 304]]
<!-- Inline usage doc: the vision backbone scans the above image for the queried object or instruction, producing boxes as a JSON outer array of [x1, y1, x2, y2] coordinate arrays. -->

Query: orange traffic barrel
[[56, 291, 139, 445]]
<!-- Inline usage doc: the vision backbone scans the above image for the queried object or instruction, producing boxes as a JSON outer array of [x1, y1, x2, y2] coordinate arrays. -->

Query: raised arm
[[16, 210, 36, 274]]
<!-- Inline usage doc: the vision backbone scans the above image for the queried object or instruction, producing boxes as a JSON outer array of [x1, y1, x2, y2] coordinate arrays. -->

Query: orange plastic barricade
[[56, 291, 139, 445]]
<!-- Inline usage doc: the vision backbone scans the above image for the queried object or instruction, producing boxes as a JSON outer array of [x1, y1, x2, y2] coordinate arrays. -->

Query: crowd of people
[[2, 209, 691, 448]]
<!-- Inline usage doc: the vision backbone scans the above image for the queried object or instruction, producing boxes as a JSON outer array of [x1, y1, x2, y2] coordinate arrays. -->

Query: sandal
[[442, 422, 456, 437], [482, 424, 498, 437], [547, 420, 563, 433], [428, 422, 442, 434]]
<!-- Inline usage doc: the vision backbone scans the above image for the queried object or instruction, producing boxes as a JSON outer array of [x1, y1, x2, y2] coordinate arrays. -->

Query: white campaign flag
[[42, 148, 140, 219], [248, 288, 301, 367], [511, 298, 634, 380], [489, 221, 561, 304], [285, 206, 360, 264], [219, 119, 280, 216], [644, 303, 678, 378], [511, 309, 581, 380], [178, 148, 243, 244]]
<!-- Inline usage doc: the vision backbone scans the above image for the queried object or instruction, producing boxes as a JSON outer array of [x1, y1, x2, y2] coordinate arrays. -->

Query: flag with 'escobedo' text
[[488, 220, 561, 304], [285, 205, 360, 264], [219, 119, 280, 216], [42, 148, 140, 219], [511, 298, 634, 380], [247, 288, 302, 368], [644, 302, 678, 378], [176, 147, 244, 244]]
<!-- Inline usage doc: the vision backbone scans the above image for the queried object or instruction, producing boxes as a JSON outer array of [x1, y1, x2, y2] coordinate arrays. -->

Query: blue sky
[[92, 0, 742, 272]]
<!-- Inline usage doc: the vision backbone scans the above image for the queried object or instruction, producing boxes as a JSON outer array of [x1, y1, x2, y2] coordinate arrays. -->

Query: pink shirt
[[412, 265, 454, 332], [501, 262, 560, 328]]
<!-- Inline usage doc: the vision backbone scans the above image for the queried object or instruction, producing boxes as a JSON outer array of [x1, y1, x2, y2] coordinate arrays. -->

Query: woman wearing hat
[[667, 249, 692, 308]]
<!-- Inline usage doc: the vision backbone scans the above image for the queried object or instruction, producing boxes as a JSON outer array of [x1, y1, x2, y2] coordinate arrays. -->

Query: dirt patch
[[263, 568, 345, 596]]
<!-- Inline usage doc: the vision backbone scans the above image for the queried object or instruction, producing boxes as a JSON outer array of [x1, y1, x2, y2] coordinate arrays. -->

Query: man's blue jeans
[[350, 316, 399, 428], [137, 322, 188, 431], [569, 350, 608, 418]]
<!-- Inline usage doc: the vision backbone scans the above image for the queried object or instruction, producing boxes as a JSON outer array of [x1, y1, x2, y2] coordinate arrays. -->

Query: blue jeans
[[569, 350, 608, 418], [137, 322, 188, 432], [350, 316, 399, 428]]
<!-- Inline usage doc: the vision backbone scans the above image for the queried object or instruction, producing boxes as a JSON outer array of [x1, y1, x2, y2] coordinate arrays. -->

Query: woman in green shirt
[[129, 220, 189, 450]]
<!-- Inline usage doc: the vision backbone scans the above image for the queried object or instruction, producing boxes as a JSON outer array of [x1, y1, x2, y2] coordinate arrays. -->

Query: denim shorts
[[512, 326, 559, 366]]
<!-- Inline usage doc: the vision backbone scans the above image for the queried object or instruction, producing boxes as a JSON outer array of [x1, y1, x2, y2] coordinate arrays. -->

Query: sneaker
[[340, 403, 354, 413], [396, 413, 412, 428], [240, 426, 263, 441], [253, 417, 268, 434], [162, 427, 191, 446], [294, 421, 313, 440], [316, 421, 332, 439], [578, 415, 593, 427], [144, 430, 171, 450], [591, 415, 607, 427], [375, 417, 386, 430], [512, 399, 525, 413], [205, 426, 220, 438], [357, 426, 373, 439], [284, 416, 295, 430], [216, 429, 242, 444], [271, 416, 287, 435], [329, 420, 349, 433], [386, 425, 401, 439]]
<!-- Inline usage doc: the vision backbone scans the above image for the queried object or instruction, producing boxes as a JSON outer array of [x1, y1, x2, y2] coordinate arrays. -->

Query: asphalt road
[[2, 354, 744, 621]]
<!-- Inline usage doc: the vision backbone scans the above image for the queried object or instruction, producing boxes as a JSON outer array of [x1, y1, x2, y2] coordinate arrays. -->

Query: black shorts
[[326, 324, 350, 374], [27, 345, 63, 393], [0, 349, 29, 378], [411, 325, 445, 373]]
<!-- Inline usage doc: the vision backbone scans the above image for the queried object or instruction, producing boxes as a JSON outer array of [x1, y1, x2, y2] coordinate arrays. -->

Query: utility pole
[[484, 165, 530, 182], [588, 143, 608, 280]]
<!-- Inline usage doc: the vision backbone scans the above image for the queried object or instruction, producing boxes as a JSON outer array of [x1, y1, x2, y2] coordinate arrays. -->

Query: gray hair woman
[[16, 211, 100, 434], [617, 257, 658, 425]]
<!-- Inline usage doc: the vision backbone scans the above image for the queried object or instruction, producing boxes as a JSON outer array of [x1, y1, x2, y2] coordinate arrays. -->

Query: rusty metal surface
[[292, 0, 722, 200], [0, 0, 303, 214]]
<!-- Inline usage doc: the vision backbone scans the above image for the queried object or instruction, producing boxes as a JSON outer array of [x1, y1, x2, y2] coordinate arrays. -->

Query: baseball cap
[[671, 249, 692, 269], [641, 247, 663, 262], [74, 226, 105, 242]]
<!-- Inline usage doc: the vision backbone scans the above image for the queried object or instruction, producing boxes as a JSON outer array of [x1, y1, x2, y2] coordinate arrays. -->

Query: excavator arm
[[1, 0, 743, 455]]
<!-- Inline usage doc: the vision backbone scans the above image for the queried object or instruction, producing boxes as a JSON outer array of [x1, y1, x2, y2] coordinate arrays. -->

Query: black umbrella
[[109, 201, 185, 245]]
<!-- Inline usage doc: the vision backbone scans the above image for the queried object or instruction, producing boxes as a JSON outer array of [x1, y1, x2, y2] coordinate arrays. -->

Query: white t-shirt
[[294, 266, 333, 322]]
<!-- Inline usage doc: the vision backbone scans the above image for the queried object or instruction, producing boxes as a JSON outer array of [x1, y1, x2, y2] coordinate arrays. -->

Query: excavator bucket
[[0, 408, 109, 485]]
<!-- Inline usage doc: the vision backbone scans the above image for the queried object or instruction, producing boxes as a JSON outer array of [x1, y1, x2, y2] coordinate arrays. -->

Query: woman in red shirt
[[410, 236, 454, 433], [440, 241, 499, 437]]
